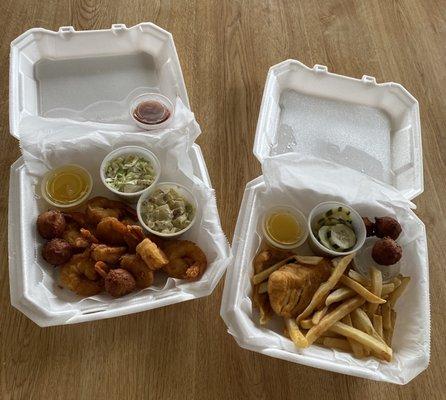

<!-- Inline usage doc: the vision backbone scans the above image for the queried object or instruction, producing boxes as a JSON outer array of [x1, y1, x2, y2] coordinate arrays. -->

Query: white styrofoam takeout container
[[8, 23, 231, 326], [220, 60, 429, 384]]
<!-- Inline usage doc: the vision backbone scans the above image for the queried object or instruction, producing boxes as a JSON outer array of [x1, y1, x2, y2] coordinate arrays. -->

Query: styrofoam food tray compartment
[[10, 22, 189, 134], [9, 144, 225, 327], [253, 60, 423, 200], [221, 161, 430, 384]]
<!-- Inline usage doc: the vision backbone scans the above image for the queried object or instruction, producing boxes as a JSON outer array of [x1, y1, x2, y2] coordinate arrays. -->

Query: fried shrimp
[[96, 217, 147, 250], [63, 212, 90, 228], [91, 243, 127, 264], [63, 222, 91, 250], [123, 225, 145, 251], [120, 253, 154, 288], [86, 196, 137, 225], [136, 238, 169, 270], [162, 240, 207, 280], [59, 250, 103, 296], [80, 228, 99, 244], [96, 217, 128, 245]]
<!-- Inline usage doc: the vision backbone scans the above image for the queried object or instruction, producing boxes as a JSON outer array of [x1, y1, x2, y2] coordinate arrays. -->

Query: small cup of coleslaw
[[100, 146, 161, 202]]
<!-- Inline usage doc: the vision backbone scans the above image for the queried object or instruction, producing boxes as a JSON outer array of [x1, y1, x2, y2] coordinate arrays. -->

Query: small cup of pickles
[[137, 182, 198, 238], [100, 146, 161, 202], [308, 201, 366, 257]]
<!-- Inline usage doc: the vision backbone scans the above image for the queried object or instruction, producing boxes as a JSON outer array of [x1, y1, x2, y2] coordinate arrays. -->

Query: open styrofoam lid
[[253, 60, 423, 200], [9, 22, 190, 137]]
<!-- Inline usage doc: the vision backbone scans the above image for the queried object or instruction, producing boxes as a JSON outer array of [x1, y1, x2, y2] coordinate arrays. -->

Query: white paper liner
[[221, 154, 430, 384], [15, 99, 232, 326]]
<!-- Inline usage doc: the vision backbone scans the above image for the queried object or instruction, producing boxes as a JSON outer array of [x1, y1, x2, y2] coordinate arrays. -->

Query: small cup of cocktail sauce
[[130, 93, 174, 130]]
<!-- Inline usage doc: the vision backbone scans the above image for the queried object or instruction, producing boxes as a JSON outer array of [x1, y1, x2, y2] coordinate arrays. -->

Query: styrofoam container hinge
[[362, 75, 377, 85], [313, 64, 328, 73], [58, 26, 75, 35]]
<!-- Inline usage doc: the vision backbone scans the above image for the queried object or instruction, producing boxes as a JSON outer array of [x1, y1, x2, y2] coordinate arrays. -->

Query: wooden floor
[[1, 0, 445, 399]]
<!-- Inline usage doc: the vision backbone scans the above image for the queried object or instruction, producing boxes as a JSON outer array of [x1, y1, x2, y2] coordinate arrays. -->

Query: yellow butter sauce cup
[[262, 206, 309, 250], [41, 164, 92, 209]]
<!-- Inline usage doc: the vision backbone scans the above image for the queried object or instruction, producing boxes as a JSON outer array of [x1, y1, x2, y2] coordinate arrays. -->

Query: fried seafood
[[252, 248, 293, 324], [37, 210, 66, 239], [59, 250, 103, 296], [42, 238, 72, 265], [162, 240, 207, 280], [120, 254, 154, 288], [123, 224, 145, 251], [96, 217, 145, 250], [62, 222, 91, 250], [63, 212, 90, 228], [121, 216, 138, 226], [136, 238, 169, 270], [95, 262, 136, 298], [79, 228, 98, 244], [96, 217, 128, 245], [267, 259, 332, 318], [37, 195, 207, 298], [91, 243, 127, 264], [86, 196, 137, 225]]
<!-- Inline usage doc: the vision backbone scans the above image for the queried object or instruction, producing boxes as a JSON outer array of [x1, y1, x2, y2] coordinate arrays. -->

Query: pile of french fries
[[252, 253, 410, 362]]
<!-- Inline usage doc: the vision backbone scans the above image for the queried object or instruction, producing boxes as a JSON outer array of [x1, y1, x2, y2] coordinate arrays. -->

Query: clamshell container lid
[[253, 60, 423, 200], [9, 22, 190, 136]]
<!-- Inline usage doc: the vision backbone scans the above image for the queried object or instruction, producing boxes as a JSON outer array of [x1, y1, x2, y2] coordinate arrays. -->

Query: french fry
[[322, 337, 352, 352], [383, 308, 397, 345], [339, 275, 386, 304], [305, 297, 365, 345], [300, 319, 314, 330], [373, 314, 383, 338], [258, 281, 268, 294], [312, 306, 328, 325], [351, 308, 385, 346], [297, 253, 355, 321], [348, 270, 370, 286], [392, 276, 402, 289], [342, 314, 365, 358], [251, 256, 296, 285], [285, 318, 308, 348], [382, 303, 391, 330], [325, 287, 356, 306], [389, 309, 396, 345], [320, 330, 342, 339], [389, 277, 410, 308], [295, 255, 324, 265], [381, 283, 395, 296], [367, 267, 383, 315], [330, 322, 393, 361]]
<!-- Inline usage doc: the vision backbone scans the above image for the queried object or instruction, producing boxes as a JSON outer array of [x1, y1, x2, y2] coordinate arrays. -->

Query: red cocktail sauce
[[132, 100, 171, 125]]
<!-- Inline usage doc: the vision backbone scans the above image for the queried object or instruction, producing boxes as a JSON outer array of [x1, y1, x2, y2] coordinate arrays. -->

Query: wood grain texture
[[1, 0, 445, 399]]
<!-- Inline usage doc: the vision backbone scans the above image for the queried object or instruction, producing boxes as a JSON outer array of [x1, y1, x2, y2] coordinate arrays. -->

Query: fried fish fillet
[[268, 260, 332, 318]]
